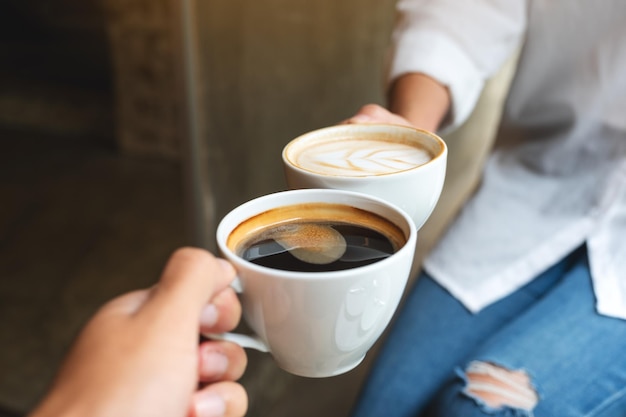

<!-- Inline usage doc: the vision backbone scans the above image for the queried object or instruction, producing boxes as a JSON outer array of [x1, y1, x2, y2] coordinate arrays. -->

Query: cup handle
[[202, 331, 270, 352], [203, 276, 270, 352], [230, 276, 243, 294]]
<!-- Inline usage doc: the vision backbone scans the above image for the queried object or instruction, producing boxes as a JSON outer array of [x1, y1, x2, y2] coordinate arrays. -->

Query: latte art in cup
[[283, 124, 447, 230], [291, 138, 433, 177]]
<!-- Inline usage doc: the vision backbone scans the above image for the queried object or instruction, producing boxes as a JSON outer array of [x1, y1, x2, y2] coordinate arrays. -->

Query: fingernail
[[217, 258, 235, 275], [202, 349, 229, 378], [351, 114, 373, 123], [200, 304, 219, 328], [195, 392, 226, 417]]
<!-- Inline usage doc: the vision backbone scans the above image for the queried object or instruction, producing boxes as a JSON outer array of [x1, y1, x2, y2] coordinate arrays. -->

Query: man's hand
[[30, 247, 248, 417]]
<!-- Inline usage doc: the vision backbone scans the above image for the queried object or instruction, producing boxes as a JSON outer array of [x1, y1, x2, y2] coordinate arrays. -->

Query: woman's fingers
[[190, 381, 248, 417], [197, 340, 247, 382], [341, 103, 414, 127]]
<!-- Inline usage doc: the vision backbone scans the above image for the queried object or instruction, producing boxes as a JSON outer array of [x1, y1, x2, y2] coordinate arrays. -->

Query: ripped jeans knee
[[459, 361, 539, 415], [426, 361, 540, 417]]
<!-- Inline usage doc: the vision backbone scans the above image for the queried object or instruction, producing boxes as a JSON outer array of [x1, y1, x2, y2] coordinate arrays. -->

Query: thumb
[[141, 247, 236, 322]]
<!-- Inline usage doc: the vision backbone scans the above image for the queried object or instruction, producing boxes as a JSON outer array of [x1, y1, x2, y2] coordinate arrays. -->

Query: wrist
[[388, 72, 451, 132]]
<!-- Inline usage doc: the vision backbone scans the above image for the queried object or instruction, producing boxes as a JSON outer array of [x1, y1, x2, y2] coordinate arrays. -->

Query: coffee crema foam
[[227, 202, 407, 265], [292, 138, 432, 177]]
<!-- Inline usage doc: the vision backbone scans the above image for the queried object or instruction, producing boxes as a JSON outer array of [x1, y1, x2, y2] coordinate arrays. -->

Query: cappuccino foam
[[291, 138, 432, 177]]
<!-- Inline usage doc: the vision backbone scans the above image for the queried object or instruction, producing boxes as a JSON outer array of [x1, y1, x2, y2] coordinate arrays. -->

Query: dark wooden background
[[0, 0, 397, 415]]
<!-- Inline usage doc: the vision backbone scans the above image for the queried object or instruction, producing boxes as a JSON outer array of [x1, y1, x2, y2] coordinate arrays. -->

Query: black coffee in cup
[[241, 221, 395, 272], [227, 202, 406, 273]]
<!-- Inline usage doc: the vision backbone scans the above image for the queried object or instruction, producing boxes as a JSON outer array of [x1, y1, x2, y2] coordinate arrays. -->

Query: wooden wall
[[102, 0, 397, 247], [0, 0, 113, 145], [190, 0, 397, 244], [2, 0, 397, 214]]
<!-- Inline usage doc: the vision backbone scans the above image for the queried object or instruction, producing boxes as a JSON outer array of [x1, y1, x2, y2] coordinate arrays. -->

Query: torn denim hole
[[457, 361, 539, 416]]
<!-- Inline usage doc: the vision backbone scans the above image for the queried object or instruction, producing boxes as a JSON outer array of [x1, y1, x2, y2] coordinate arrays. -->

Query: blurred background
[[0, 0, 512, 416], [0, 0, 394, 415]]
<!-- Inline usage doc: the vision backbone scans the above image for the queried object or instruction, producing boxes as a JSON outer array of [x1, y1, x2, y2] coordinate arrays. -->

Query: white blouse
[[388, 0, 626, 319]]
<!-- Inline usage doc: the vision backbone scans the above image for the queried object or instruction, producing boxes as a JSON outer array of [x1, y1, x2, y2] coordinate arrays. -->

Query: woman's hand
[[342, 103, 416, 127], [344, 73, 451, 132], [30, 247, 248, 417]]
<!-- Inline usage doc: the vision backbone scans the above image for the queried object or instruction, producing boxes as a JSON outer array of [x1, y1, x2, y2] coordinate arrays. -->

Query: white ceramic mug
[[211, 189, 416, 378], [282, 124, 447, 230]]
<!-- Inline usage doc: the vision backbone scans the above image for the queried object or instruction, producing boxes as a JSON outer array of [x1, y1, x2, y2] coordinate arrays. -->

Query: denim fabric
[[350, 246, 626, 417]]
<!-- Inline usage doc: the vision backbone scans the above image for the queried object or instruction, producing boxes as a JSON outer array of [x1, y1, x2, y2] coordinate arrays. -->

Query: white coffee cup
[[211, 189, 416, 378], [282, 124, 447, 229]]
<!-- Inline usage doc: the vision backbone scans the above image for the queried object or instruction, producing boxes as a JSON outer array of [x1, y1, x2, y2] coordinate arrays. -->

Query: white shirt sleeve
[[387, 0, 528, 130]]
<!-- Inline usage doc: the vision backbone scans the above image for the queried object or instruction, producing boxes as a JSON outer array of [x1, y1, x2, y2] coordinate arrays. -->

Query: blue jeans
[[350, 246, 626, 416]]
